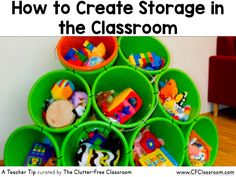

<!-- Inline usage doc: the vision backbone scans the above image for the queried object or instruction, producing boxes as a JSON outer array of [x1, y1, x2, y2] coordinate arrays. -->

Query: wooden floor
[[0, 108, 236, 166], [206, 108, 236, 166]]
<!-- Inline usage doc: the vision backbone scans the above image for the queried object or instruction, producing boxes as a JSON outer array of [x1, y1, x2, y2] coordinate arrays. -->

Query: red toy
[[106, 88, 143, 124], [138, 127, 163, 154]]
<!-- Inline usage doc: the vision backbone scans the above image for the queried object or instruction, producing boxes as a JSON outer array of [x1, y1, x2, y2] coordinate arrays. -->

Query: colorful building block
[[128, 52, 164, 70]]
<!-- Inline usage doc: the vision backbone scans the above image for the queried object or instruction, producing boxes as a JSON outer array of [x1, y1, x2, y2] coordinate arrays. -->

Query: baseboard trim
[[0, 160, 4, 166]]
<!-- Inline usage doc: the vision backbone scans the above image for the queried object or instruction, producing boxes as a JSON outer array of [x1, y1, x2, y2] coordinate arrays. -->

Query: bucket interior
[[4, 126, 60, 166], [92, 66, 155, 128], [185, 117, 218, 166], [130, 118, 185, 166], [57, 37, 118, 71], [28, 70, 91, 133], [119, 36, 170, 73], [61, 121, 129, 166], [157, 69, 201, 124]]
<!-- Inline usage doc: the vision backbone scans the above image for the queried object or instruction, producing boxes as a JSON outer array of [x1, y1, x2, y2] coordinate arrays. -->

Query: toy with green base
[[61, 121, 129, 166], [28, 70, 92, 133], [4, 125, 61, 166], [56, 36, 118, 86], [92, 66, 156, 129], [180, 116, 218, 166], [116, 36, 170, 78], [153, 68, 201, 125], [129, 118, 185, 166]]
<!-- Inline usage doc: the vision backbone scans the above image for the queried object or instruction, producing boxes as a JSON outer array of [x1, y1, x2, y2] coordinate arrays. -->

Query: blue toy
[[128, 52, 164, 70], [88, 129, 107, 148], [24, 142, 55, 166]]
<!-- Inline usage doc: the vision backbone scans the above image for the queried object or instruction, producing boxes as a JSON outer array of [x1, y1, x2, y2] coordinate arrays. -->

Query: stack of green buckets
[[4, 36, 218, 166]]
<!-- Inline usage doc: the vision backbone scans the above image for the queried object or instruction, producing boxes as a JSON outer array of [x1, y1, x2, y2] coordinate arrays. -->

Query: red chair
[[208, 37, 236, 116]]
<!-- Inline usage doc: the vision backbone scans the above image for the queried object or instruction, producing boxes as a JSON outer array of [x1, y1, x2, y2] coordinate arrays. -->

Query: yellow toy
[[83, 40, 106, 58], [139, 147, 178, 166], [51, 80, 75, 100]]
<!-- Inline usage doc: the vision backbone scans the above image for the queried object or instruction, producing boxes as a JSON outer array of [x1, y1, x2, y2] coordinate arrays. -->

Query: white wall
[[0, 37, 216, 160]]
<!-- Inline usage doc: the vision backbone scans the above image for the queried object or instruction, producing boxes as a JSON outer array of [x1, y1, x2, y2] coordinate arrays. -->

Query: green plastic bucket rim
[[129, 117, 185, 166], [28, 69, 92, 133], [61, 120, 129, 166], [4, 125, 61, 166], [91, 65, 156, 129], [155, 68, 201, 125], [118, 36, 171, 75], [184, 116, 219, 166]]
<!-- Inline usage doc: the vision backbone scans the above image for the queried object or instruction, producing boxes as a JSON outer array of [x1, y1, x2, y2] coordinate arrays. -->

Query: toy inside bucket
[[56, 36, 118, 85], [61, 121, 129, 166], [184, 116, 218, 166], [28, 70, 91, 133], [117, 36, 170, 76], [153, 68, 201, 125], [92, 66, 156, 129], [4, 125, 60, 166], [129, 118, 185, 166]]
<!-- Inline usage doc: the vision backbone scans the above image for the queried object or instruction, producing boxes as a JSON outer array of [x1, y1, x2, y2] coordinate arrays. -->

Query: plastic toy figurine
[[24, 142, 55, 166], [128, 52, 164, 70], [51, 79, 75, 100], [106, 88, 143, 124]]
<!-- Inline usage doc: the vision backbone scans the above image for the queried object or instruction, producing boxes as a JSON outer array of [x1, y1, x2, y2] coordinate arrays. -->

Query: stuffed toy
[[76, 131, 121, 166], [70, 91, 88, 108], [86, 148, 120, 166], [162, 96, 191, 121], [159, 79, 178, 103], [76, 140, 92, 166]]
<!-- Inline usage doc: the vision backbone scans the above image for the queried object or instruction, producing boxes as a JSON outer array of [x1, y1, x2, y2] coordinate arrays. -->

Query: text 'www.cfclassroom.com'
[[176, 169, 235, 176]]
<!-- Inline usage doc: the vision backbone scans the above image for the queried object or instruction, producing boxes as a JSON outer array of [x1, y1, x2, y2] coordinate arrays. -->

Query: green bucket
[[61, 121, 129, 166], [117, 36, 170, 77], [4, 125, 61, 166], [56, 36, 119, 86], [183, 116, 218, 166], [153, 68, 201, 125], [92, 66, 156, 129], [28, 70, 91, 133], [129, 118, 185, 166]]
